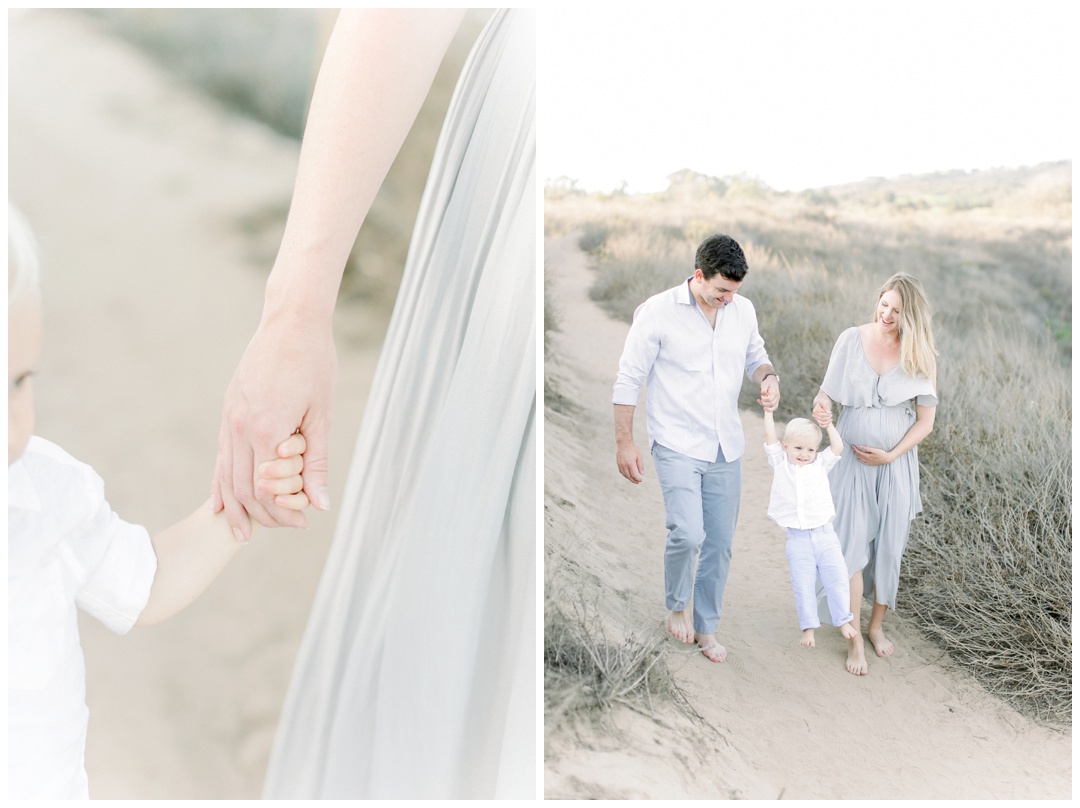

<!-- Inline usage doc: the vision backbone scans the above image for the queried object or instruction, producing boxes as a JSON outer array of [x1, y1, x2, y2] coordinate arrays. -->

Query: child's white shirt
[[764, 442, 841, 529], [7, 436, 158, 800]]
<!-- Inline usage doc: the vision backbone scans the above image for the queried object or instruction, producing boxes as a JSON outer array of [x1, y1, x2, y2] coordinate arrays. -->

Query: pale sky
[[539, 2, 1076, 193]]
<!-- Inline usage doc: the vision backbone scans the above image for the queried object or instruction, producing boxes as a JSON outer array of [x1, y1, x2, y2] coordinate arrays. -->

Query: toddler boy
[[7, 205, 309, 798], [763, 407, 856, 647]]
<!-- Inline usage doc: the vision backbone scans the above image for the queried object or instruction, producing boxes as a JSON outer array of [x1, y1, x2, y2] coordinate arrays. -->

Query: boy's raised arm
[[826, 421, 843, 457], [763, 408, 778, 446]]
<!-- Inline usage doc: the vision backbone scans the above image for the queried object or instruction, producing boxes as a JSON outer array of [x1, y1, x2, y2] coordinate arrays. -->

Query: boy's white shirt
[[8, 436, 157, 800], [764, 442, 842, 529]]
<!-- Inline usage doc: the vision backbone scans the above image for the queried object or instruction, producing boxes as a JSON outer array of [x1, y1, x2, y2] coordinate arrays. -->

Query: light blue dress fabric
[[820, 326, 937, 611], [263, 9, 535, 799]]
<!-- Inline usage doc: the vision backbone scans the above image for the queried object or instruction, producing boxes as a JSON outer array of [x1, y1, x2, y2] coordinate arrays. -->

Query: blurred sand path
[[9, 9, 382, 798], [543, 232, 1070, 798]]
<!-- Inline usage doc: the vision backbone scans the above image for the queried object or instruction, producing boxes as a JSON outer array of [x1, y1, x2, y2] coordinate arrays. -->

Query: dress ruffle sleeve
[[821, 326, 938, 410]]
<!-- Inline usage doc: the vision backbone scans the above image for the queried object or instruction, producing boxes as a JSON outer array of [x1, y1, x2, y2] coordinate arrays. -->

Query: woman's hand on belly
[[851, 443, 894, 466]]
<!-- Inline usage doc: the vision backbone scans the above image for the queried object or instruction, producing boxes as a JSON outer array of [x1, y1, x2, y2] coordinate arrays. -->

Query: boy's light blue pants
[[785, 523, 853, 630], [652, 442, 740, 636]]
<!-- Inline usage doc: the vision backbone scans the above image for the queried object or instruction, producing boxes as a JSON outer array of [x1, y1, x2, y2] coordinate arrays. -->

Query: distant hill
[[816, 161, 1071, 216], [548, 161, 1072, 220]]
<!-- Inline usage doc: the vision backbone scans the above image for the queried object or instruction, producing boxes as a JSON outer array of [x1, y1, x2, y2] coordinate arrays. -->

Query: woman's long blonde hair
[[875, 272, 937, 379]]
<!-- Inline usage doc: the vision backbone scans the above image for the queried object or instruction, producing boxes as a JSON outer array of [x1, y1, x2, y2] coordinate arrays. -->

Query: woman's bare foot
[[800, 628, 816, 647], [695, 632, 727, 662], [868, 625, 895, 657], [839, 621, 857, 640], [666, 609, 694, 644], [845, 633, 868, 675]]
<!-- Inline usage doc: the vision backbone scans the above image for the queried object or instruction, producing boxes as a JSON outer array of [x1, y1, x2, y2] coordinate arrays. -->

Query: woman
[[812, 273, 937, 677], [210, 9, 535, 798]]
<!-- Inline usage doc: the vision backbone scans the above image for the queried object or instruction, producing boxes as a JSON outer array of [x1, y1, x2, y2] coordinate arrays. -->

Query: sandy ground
[[9, 9, 399, 799], [542, 232, 1071, 799]]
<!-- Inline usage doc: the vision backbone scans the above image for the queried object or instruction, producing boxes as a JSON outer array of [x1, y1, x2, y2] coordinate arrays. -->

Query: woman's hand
[[851, 443, 893, 466], [853, 402, 935, 469], [211, 310, 337, 541], [206, 10, 464, 543]]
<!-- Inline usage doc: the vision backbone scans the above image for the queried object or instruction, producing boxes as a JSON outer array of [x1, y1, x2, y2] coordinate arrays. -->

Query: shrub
[[544, 557, 690, 730], [901, 317, 1071, 724], [577, 222, 612, 256]]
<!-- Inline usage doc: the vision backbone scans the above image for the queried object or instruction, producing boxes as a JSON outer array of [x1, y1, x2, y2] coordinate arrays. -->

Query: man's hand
[[614, 403, 644, 483], [758, 375, 780, 412], [617, 440, 644, 484]]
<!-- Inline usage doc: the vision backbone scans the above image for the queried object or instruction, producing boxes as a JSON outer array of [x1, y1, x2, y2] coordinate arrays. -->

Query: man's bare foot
[[846, 633, 868, 676], [695, 632, 727, 663], [839, 621, 857, 640], [868, 625, 895, 657], [666, 609, 694, 644], [800, 628, 816, 647]]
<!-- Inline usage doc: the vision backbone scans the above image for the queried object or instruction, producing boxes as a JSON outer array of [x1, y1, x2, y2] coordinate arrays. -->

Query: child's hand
[[257, 432, 310, 512], [812, 397, 832, 428]]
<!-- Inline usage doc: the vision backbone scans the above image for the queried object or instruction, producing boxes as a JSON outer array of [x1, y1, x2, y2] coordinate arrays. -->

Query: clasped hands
[[210, 312, 337, 542], [757, 376, 780, 413], [228, 432, 312, 543]]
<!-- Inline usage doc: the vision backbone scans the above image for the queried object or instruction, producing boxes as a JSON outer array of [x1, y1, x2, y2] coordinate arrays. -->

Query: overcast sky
[[539, 2, 1076, 192]]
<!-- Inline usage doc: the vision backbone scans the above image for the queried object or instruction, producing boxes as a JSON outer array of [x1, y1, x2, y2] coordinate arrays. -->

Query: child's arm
[[763, 407, 779, 446], [825, 421, 843, 457], [136, 434, 308, 627]]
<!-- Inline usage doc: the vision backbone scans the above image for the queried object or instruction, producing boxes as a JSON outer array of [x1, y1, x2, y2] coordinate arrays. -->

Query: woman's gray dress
[[263, 10, 535, 799], [820, 326, 937, 610]]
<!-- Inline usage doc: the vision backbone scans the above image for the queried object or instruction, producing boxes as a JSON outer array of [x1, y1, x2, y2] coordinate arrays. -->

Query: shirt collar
[[677, 276, 696, 305], [7, 454, 43, 512]]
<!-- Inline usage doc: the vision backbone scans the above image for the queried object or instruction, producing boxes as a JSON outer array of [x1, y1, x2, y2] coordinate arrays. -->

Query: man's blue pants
[[651, 442, 740, 635]]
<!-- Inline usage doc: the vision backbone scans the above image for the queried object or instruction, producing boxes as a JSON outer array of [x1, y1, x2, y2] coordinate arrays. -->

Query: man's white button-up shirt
[[612, 278, 771, 463]]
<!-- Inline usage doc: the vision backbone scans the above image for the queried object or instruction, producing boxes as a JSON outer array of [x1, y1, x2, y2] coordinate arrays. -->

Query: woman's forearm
[[264, 8, 466, 322], [888, 405, 936, 461]]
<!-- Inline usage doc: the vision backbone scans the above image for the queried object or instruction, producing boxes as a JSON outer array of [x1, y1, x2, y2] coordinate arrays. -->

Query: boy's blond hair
[[783, 417, 821, 447], [9, 204, 42, 309]]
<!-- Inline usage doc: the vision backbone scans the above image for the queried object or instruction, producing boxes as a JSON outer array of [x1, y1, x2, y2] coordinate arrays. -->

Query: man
[[613, 233, 779, 662]]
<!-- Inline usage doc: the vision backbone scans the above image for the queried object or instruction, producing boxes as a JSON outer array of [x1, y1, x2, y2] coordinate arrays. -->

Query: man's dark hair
[[695, 233, 748, 281]]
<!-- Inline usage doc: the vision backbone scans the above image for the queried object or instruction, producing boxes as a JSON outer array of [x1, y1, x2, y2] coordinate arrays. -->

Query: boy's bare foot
[[845, 633, 868, 676], [839, 621, 857, 640], [800, 628, 816, 647], [868, 625, 895, 657], [695, 632, 727, 663], [666, 609, 694, 644]]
